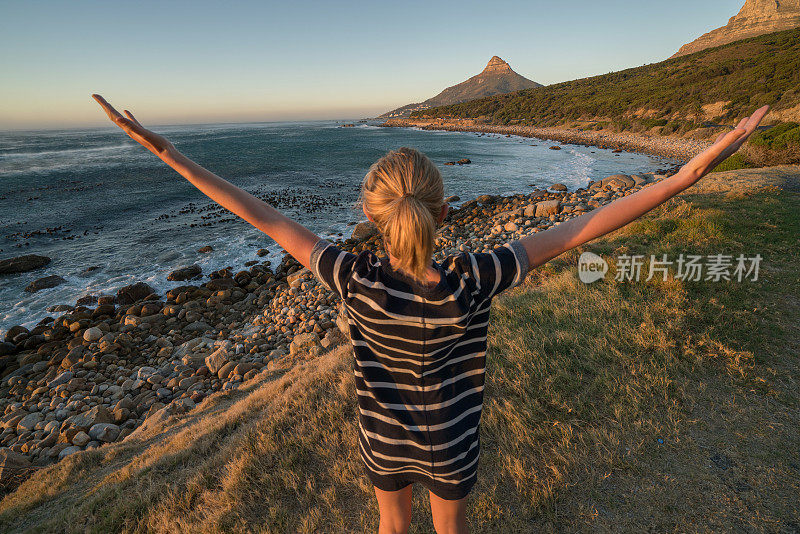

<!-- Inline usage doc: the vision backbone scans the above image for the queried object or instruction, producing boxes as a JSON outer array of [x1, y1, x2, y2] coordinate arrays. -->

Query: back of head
[[361, 147, 444, 281]]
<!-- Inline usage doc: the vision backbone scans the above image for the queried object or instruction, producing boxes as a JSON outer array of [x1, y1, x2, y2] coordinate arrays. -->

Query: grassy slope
[[1, 169, 798, 533], [413, 29, 800, 129]]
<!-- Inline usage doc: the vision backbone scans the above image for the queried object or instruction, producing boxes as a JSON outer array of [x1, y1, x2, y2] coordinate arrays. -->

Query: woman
[[93, 94, 768, 534]]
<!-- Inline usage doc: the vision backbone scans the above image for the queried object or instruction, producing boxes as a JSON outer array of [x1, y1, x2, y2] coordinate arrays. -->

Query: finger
[[743, 105, 770, 134], [711, 117, 747, 147], [709, 127, 751, 169], [124, 110, 145, 128], [724, 105, 771, 155], [724, 118, 750, 149], [91, 94, 125, 123]]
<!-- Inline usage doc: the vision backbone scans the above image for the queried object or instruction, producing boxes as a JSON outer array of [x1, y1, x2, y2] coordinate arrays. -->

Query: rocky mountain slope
[[381, 56, 541, 118], [411, 28, 800, 127], [672, 0, 800, 57]]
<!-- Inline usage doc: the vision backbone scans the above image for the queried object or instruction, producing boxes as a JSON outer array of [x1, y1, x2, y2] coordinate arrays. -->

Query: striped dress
[[309, 237, 529, 500]]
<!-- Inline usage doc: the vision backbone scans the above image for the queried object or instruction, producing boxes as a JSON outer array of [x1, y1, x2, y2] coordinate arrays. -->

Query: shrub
[[750, 122, 800, 149], [711, 153, 754, 173]]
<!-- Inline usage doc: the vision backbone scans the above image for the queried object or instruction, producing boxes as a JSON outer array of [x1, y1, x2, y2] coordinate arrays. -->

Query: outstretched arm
[[519, 105, 770, 270], [92, 94, 320, 270]]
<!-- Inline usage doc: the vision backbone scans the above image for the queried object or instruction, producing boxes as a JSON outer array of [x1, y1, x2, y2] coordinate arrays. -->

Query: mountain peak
[[671, 0, 800, 57], [381, 56, 541, 119], [482, 56, 512, 74]]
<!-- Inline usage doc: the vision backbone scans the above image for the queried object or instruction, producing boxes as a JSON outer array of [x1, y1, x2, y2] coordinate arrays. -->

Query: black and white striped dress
[[309, 238, 529, 500]]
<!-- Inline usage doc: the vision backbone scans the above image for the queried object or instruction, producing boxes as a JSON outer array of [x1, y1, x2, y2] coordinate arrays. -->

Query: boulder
[[206, 278, 235, 291], [287, 268, 310, 288], [535, 200, 561, 217], [25, 275, 66, 292], [17, 412, 43, 433], [71, 431, 91, 447], [88, 423, 121, 442], [234, 362, 256, 376], [0, 342, 16, 357], [116, 282, 155, 305], [0, 254, 51, 275], [83, 327, 103, 342], [205, 347, 229, 375], [69, 405, 113, 431], [548, 183, 567, 192], [48, 371, 73, 388], [351, 221, 378, 242], [58, 445, 82, 460], [4, 325, 28, 343], [602, 174, 635, 190], [217, 361, 236, 379], [1, 411, 26, 432], [76, 294, 97, 306], [91, 303, 116, 319], [167, 264, 202, 281], [523, 204, 537, 218]]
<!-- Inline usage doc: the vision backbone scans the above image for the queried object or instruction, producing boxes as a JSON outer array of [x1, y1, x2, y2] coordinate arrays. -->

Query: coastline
[[3, 165, 798, 530], [380, 118, 714, 162], [2, 131, 787, 487], [0, 164, 677, 478]]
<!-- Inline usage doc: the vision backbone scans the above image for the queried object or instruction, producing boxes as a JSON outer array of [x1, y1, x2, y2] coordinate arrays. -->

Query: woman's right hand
[[92, 94, 176, 159]]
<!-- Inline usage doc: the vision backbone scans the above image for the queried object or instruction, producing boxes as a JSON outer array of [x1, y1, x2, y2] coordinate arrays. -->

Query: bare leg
[[374, 484, 413, 534], [429, 490, 469, 534]]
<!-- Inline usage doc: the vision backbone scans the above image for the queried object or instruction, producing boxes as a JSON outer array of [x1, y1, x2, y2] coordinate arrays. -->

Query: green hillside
[[413, 28, 800, 130]]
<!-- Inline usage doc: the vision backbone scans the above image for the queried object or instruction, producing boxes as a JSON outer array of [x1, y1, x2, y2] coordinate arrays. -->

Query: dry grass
[[1, 171, 798, 533]]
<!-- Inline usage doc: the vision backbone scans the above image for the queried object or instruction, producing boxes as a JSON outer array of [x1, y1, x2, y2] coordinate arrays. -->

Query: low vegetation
[[414, 29, 800, 128], [1, 171, 798, 532], [414, 29, 800, 168]]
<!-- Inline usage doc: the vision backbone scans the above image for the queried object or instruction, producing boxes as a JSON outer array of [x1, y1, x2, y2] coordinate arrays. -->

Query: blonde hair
[[361, 147, 444, 281]]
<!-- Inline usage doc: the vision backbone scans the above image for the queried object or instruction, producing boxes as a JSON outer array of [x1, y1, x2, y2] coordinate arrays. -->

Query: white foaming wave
[[0, 238, 287, 333], [566, 147, 595, 188], [0, 149, 156, 176], [0, 143, 134, 160]]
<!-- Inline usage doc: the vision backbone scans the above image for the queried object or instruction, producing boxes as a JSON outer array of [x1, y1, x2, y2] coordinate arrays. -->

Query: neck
[[386, 253, 440, 284]]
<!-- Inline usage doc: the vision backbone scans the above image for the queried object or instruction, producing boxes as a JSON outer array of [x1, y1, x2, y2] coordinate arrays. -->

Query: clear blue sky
[[0, 0, 745, 129]]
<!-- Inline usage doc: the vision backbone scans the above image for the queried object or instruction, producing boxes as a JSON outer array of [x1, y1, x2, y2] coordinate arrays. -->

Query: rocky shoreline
[[381, 118, 714, 162], [0, 165, 680, 491]]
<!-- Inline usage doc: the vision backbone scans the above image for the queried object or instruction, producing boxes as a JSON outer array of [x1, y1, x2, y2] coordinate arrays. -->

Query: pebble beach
[[381, 118, 714, 161]]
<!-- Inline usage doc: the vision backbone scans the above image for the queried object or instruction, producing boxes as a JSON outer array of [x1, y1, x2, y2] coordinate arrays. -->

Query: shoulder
[[441, 240, 529, 297], [309, 238, 382, 290], [440, 251, 477, 275]]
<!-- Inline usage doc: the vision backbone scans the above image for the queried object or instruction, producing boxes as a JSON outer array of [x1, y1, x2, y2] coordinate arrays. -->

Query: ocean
[[0, 120, 677, 332]]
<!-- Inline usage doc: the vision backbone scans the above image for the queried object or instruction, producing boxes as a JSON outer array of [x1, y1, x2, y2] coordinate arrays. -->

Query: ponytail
[[361, 148, 444, 281]]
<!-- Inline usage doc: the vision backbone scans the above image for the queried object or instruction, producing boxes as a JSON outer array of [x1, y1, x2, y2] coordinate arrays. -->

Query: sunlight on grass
[[1, 187, 798, 533]]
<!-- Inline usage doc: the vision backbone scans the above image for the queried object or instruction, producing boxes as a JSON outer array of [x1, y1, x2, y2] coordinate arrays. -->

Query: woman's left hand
[[92, 94, 176, 158]]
